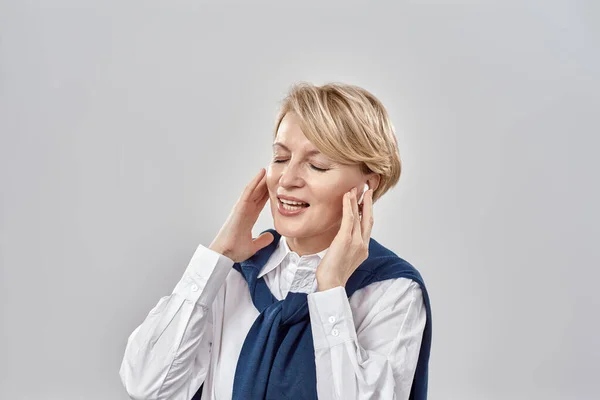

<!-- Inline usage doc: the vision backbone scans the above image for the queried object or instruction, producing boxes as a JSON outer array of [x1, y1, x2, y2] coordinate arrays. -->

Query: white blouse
[[120, 235, 426, 400]]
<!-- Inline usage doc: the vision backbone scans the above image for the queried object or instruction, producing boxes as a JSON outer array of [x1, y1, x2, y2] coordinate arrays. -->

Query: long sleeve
[[306, 278, 426, 400], [119, 244, 234, 400]]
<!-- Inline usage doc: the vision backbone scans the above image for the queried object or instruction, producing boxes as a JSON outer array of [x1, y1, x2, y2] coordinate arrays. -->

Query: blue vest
[[193, 228, 432, 399]]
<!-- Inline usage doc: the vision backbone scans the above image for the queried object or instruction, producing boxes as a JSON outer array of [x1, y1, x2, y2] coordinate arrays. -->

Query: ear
[[366, 174, 381, 193]]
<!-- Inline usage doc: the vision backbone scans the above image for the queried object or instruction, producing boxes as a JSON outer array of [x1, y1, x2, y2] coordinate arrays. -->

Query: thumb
[[252, 232, 274, 253]]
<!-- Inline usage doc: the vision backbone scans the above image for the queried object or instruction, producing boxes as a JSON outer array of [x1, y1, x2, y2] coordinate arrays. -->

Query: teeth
[[282, 203, 304, 211], [280, 199, 308, 206]]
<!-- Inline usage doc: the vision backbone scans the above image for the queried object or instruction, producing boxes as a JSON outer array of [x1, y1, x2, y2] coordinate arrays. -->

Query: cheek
[[314, 190, 345, 214], [266, 166, 277, 192]]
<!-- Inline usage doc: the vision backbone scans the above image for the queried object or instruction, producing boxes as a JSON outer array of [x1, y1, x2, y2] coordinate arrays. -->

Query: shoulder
[[362, 236, 426, 287], [350, 276, 422, 310]]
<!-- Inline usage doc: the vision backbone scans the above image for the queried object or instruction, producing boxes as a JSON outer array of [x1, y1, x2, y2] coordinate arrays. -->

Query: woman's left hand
[[315, 186, 374, 291]]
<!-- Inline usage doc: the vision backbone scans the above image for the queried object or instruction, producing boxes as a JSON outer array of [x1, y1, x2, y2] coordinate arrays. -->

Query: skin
[[209, 111, 380, 291]]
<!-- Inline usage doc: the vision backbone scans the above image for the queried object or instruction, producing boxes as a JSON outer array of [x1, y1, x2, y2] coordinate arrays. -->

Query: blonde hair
[[273, 82, 401, 202]]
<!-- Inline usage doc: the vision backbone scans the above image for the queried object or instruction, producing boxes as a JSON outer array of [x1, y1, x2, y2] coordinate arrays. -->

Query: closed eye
[[272, 159, 329, 172]]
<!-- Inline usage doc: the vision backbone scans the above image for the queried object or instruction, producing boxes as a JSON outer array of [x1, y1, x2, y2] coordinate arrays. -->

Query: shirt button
[[331, 329, 339, 337], [328, 316, 336, 323], [191, 284, 199, 292]]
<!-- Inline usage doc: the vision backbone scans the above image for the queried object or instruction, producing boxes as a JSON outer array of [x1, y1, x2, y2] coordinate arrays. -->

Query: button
[[328, 316, 336, 323], [331, 329, 339, 337], [191, 284, 199, 292]]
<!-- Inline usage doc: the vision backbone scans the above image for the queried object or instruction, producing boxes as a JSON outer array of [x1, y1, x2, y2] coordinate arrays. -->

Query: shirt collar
[[257, 235, 328, 279]]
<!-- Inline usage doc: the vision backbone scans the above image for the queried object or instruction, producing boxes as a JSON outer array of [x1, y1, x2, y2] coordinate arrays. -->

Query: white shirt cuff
[[307, 286, 358, 350], [172, 244, 234, 308]]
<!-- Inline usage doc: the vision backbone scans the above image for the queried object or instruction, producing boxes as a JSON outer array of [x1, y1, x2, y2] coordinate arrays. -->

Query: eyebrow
[[272, 142, 322, 156]]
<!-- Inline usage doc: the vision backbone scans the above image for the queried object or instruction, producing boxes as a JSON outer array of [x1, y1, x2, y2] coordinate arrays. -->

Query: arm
[[307, 277, 426, 400], [119, 245, 234, 400]]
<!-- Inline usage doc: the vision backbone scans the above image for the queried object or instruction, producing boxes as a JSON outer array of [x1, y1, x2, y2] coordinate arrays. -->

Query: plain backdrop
[[1, 1, 599, 399]]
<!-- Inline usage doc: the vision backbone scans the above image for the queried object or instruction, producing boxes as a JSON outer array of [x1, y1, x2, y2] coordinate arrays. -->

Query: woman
[[120, 82, 432, 400]]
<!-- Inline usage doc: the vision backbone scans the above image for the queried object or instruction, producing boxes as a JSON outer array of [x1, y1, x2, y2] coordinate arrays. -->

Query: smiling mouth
[[278, 198, 310, 211]]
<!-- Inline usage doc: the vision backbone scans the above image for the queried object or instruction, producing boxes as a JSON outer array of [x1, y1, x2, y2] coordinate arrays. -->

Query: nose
[[278, 160, 305, 189]]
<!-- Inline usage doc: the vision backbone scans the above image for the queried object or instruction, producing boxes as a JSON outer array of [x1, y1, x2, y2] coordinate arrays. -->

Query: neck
[[283, 224, 339, 256]]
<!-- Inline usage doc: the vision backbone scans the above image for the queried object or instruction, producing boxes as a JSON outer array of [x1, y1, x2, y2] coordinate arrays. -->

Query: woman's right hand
[[209, 168, 274, 263]]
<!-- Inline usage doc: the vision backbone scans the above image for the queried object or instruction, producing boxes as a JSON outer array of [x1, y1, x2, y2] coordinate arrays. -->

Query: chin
[[272, 217, 314, 239], [269, 200, 317, 238]]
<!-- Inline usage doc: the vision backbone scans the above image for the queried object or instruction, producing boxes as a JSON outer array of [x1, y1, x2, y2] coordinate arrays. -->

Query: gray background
[[1, 1, 599, 399]]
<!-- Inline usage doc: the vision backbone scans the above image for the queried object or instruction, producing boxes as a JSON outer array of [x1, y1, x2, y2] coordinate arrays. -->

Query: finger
[[241, 168, 265, 202], [339, 192, 353, 236], [257, 185, 270, 206], [361, 189, 374, 244], [350, 187, 361, 237], [253, 231, 274, 252], [250, 172, 268, 202], [245, 185, 270, 226]]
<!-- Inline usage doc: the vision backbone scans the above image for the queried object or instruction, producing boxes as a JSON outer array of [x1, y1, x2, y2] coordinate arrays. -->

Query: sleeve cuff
[[307, 286, 358, 350], [172, 244, 234, 308]]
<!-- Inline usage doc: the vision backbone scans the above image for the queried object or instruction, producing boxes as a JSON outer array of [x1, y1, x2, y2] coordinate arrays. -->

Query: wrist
[[316, 277, 346, 292], [209, 243, 234, 261]]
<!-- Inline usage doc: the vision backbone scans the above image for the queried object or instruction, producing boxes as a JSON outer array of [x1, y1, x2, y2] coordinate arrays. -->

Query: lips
[[277, 195, 310, 206], [276, 197, 310, 216], [275, 194, 311, 218]]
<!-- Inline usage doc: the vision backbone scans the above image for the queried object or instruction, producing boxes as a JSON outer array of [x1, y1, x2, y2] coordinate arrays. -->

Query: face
[[267, 112, 369, 248]]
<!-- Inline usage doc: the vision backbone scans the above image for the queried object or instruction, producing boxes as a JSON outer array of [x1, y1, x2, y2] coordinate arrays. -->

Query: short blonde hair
[[273, 82, 401, 202]]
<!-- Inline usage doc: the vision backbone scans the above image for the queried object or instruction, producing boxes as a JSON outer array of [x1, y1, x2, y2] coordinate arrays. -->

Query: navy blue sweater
[[193, 228, 432, 399]]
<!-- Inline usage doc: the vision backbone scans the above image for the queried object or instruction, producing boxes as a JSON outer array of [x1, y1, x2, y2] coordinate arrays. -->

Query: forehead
[[274, 113, 320, 153]]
